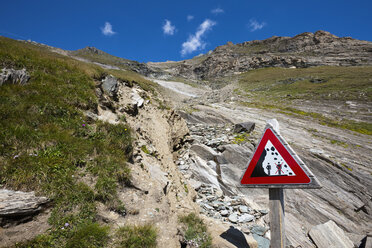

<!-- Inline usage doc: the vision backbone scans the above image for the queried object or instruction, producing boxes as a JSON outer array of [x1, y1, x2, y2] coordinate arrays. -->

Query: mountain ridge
[[147, 30, 372, 81]]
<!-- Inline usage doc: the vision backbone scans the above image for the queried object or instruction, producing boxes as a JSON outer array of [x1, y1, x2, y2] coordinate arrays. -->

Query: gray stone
[[252, 233, 270, 248], [212, 201, 224, 209], [0, 68, 30, 86], [239, 205, 249, 213], [101, 75, 118, 96], [238, 214, 255, 223], [0, 189, 49, 217], [228, 213, 238, 223], [234, 122, 255, 133], [259, 209, 269, 215], [308, 220, 354, 248], [203, 203, 214, 210], [220, 210, 229, 216], [250, 225, 267, 236]]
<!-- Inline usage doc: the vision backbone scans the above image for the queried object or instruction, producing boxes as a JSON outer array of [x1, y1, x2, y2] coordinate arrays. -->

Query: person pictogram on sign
[[275, 162, 284, 175], [266, 163, 271, 176]]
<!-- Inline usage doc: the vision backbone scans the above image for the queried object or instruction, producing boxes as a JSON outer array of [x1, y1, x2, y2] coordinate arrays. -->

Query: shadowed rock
[[0, 189, 49, 224], [234, 122, 255, 133]]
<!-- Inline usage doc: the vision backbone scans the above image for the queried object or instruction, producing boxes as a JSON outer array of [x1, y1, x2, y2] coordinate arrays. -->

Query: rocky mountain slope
[[1, 31, 371, 248], [0, 37, 236, 248], [148, 31, 372, 82]]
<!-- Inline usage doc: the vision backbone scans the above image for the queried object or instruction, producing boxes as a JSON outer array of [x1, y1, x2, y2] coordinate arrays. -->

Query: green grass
[[0, 36, 148, 246], [240, 101, 372, 135], [107, 69, 158, 95], [115, 224, 157, 248], [70, 47, 134, 71], [233, 132, 250, 144], [238, 66, 372, 101], [179, 213, 212, 248], [237, 66, 372, 135]]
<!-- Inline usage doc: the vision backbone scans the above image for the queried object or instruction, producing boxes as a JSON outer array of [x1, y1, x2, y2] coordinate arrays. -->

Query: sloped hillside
[[0, 37, 229, 248]]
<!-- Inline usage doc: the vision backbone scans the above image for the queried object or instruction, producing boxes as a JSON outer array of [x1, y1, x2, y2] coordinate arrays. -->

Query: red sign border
[[240, 128, 311, 185]]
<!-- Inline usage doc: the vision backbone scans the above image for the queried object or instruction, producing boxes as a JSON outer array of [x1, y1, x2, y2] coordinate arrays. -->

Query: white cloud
[[187, 15, 194, 21], [162, 19, 176, 35], [101, 22, 116, 36], [248, 19, 266, 32], [211, 7, 224, 14], [181, 19, 216, 56]]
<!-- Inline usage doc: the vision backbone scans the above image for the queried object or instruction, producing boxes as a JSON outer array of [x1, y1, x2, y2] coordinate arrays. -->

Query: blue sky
[[1, 0, 371, 62]]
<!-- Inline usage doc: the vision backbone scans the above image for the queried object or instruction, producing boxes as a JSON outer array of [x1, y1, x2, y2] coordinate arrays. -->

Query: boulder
[[308, 220, 354, 248], [101, 75, 118, 97], [233, 122, 255, 133], [0, 189, 49, 218], [0, 68, 30, 86]]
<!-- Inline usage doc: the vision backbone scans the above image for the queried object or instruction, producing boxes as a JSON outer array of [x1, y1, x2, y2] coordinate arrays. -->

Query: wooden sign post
[[269, 188, 285, 247], [239, 119, 321, 248]]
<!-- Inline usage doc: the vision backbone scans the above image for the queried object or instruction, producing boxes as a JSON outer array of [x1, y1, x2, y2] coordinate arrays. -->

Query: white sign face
[[262, 140, 295, 176]]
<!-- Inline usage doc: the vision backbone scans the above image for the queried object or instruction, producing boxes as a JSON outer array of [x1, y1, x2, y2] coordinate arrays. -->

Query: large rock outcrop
[[148, 31, 372, 80]]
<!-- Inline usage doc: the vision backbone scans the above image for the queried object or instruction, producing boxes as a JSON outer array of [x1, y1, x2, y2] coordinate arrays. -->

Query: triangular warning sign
[[240, 126, 311, 186]]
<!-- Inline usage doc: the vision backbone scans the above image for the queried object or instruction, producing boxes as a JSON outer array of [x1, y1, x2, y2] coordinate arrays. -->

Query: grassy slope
[[70, 48, 133, 70], [237, 66, 372, 134], [0, 37, 156, 247]]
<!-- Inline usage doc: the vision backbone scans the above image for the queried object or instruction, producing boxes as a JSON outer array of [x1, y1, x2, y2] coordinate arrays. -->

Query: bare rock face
[[308, 220, 354, 248], [0, 189, 49, 225], [0, 68, 30, 86]]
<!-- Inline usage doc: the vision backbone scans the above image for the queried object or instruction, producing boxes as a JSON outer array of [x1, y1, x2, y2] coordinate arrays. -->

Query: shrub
[[115, 224, 157, 248], [179, 213, 212, 248]]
